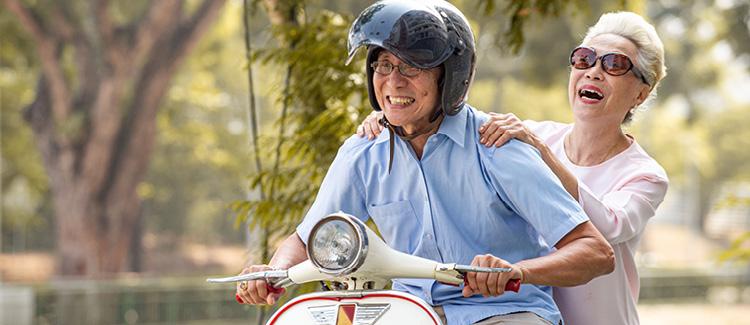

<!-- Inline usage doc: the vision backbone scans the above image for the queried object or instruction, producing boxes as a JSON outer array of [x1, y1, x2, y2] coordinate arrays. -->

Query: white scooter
[[207, 212, 520, 325]]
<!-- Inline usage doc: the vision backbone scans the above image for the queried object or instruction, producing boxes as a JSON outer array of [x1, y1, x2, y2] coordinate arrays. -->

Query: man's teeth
[[389, 96, 415, 105], [579, 89, 603, 100]]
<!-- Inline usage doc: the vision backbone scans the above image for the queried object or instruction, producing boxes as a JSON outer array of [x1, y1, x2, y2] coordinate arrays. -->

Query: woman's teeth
[[578, 89, 603, 100], [389, 96, 415, 105]]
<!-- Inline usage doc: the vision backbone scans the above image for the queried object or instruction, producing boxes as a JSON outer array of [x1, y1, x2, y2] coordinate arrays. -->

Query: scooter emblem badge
[[308, 303, 390, 325]]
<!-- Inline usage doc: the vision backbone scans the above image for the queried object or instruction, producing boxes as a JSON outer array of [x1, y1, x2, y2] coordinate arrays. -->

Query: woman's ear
[[635, 84, 651, 106]]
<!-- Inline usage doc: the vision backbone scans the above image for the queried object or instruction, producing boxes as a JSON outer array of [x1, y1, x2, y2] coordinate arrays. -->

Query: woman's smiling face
[[568, 34, 651, 124]]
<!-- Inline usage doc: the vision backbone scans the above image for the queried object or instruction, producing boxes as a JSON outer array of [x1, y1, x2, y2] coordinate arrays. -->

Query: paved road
[[639, 303, 750, 325]]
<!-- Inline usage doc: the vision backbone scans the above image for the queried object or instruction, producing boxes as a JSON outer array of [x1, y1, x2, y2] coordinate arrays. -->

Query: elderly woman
[[358, 11, 668, 325]]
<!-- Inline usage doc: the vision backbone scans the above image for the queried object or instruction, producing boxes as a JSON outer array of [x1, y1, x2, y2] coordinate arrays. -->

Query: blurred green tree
[[628, 0, 750, 232], [1, 7, 55, 251], [1, 0, 226, 276]]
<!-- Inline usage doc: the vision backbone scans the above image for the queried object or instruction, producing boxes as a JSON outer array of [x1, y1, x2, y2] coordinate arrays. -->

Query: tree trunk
[[4, 0, 226, 277]]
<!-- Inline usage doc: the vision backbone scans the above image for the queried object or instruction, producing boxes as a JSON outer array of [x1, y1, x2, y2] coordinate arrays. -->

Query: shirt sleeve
[[296, 141, 369, 245], [482, 141, 589, 247], [577, 174, 668, 245]]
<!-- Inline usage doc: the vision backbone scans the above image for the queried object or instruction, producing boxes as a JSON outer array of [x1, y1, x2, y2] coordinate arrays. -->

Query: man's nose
[[386, 69, 408, 86]]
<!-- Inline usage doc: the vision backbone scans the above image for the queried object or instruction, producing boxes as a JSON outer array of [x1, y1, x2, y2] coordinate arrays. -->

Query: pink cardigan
[[526, 120, 669, 325]]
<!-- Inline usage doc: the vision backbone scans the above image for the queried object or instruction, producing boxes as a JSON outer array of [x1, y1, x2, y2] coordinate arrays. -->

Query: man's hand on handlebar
[[236, 265, 285, 305], [462, 254, 523, 298]]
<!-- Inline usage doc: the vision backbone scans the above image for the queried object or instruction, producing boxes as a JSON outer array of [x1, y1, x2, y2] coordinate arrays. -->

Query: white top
[[526, 120, 669, 325]]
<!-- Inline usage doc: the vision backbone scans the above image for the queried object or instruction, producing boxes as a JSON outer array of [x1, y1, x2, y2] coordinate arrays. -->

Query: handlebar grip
[[235, 284, 285, 304], [462, 277, 521, 293], [266, 283, 285, 294], [505, 279, 520, 292]]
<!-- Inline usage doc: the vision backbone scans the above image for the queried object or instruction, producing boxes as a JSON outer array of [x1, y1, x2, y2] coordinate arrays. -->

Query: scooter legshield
[[267, 290, 441, 325]]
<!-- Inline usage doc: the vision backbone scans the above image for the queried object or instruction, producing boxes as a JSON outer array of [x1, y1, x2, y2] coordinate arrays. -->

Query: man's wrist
[[517, 264, 530, 284]]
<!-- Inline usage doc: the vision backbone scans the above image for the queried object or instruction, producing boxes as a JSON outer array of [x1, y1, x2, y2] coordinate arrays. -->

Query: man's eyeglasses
[[371, 61, 422, 78], [569, 46, 650, 87]]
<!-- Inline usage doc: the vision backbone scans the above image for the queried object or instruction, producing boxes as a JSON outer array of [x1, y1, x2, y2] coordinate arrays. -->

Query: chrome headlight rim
[[306, 213, 369, 276]]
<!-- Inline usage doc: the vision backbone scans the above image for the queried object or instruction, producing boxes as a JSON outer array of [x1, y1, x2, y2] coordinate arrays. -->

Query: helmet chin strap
[[379, 108, 444, 174]]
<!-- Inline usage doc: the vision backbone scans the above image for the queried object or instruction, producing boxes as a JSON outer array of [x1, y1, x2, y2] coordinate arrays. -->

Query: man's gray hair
[[582, 11, 667, 123]]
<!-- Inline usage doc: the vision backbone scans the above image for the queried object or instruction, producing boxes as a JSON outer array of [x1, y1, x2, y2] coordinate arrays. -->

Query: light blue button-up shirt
[[297, 105, 588, 325]]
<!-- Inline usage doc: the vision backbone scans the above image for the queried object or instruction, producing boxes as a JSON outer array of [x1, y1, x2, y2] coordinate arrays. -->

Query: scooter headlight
[[307, 213, 368, 275]]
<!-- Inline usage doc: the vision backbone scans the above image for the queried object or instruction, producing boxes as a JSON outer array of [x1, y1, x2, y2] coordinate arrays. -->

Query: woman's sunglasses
[[569, 46, 650, 87]]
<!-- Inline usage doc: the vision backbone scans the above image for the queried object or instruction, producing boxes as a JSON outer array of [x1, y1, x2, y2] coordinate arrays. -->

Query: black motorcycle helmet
[[346, 0, 476, 116]]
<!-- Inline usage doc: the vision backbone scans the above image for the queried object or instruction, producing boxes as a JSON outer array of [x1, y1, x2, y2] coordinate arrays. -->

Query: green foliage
[[0, 6, 53, 250], [233, 10, 369, 246], [141, 2, 251, 246], [718, 232, 750, 263], [477, 0, 588, 53]]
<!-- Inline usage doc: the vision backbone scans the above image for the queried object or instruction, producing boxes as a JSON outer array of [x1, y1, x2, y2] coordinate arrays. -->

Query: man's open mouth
[[388, 96, 415, 105]]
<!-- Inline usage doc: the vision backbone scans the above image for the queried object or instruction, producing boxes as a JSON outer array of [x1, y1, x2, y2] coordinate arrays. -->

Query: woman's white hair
[[582, 11, 667, 123]]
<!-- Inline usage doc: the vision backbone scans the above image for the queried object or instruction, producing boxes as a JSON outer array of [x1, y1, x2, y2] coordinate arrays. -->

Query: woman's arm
[[577, 176, 668, 244], [479, 113, 669, 244]]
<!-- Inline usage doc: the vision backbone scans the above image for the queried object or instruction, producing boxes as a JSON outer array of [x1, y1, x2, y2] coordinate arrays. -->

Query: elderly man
[[237, 1, 614, 324]]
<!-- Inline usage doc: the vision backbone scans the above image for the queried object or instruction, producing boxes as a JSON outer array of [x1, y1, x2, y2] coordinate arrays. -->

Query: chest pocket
[[368, 200, 422, 253]]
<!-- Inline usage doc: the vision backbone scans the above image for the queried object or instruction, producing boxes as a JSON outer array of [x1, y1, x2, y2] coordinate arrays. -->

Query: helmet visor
[[346, 0, 453, 69]]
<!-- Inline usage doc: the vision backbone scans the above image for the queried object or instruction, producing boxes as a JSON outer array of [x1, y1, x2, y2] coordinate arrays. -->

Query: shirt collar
[[437, 107, 468, 147], [374, 107, 468, 147]]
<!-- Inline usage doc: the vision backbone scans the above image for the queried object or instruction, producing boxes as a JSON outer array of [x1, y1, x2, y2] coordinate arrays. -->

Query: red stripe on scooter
[[267, 293, 439, 325]]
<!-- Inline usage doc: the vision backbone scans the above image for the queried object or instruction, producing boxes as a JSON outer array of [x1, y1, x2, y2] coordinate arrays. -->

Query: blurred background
[[1, 0, 748, 324]]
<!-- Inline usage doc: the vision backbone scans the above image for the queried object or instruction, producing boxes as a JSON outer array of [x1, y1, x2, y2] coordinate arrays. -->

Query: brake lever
[[207, 270, 288, 303], [454, 265, 511, 273], [206, 270, 289, 283]]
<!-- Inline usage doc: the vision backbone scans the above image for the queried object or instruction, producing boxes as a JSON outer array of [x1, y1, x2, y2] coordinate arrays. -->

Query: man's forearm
[[516, 222, 614, 287], [268, 233, 308, 269]]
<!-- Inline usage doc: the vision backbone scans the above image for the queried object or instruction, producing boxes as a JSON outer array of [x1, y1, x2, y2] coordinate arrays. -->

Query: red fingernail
[[235, 294, 244, 304]]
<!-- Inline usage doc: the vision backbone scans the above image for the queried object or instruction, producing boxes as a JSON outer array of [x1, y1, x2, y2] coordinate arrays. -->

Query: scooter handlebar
[[462, 277, 520, 293], [234, 284, 284, 304], [207, 270, 288, 304], [452, 264, 520, 293], [506, 279, 521, 292]]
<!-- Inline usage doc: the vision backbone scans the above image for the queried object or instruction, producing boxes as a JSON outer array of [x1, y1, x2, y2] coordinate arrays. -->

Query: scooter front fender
[[267, 290, 442, 325]]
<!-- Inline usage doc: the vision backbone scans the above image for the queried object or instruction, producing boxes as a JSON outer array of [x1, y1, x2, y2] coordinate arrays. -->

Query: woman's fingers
[[480, 114, 517, 146], [358, 111, 385, 139], [483, 125, 507, 147], [480, 121, 503, 145], [494, 131, 514, 148], [363, 122, 374, 140]]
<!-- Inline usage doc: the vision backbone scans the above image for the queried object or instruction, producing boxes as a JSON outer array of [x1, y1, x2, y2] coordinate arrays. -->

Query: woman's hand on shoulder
[[479, 112, 536, 148], [356, 111, 385, 140]]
